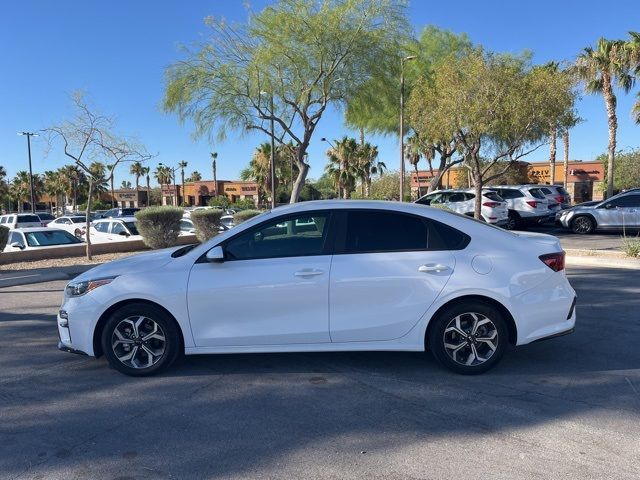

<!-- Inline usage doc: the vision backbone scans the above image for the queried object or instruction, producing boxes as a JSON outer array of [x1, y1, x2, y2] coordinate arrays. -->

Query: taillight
[[526, 200, 538, 208], [482, 202, 500, 208], [539, 252, 565, 272], [554, 195, 564, 204]]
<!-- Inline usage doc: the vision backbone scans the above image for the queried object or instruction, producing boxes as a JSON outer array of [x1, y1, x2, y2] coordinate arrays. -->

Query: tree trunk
[[146, 176, 151, 206], [85, 179, 93, 261], [562, 129, 570, 190], [181, 170, 185, 206], [549, 128, 557, 184], [72, 182, 77, 212], [365, 177, 371, 198], [110, 176, 115, 208], [290, 150, 310, 204], [603, 74, 617, 199], [414, 165, 422, 198], [473, 172, 483, 219]]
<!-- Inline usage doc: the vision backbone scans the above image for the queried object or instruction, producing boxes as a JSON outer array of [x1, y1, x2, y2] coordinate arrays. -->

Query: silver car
[[558, 189, 640, 234]]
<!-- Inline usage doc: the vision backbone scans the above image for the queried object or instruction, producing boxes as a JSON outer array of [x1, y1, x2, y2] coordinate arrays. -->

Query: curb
[[566, 254, 640, 270]]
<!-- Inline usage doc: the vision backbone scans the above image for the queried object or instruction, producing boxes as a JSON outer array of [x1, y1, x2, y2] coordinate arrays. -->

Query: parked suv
[[415, 189, 508, 226], [486, 186, 552, 230], [557, 189, 640, 234], [0, 213, 44, 229], [101, 207, 140, 218], [535, 185, 571, 210]]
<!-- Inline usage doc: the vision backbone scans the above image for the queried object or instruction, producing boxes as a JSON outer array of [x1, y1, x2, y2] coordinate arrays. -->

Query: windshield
[[25, 230, 82, 246], [71, 217, 86, 223], [18, 215, 41, 223]]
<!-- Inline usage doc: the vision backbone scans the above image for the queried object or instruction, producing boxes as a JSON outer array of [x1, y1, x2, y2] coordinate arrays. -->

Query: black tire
[[571, 215, 595, 234], [428, 301, 508, 375], [504, 211, 520, 230], [101, 303, 181, 376]]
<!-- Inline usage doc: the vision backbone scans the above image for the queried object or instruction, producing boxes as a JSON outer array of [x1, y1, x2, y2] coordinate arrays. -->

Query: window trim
[[332, 209, 470, 255], [203, 210, 337, 263]]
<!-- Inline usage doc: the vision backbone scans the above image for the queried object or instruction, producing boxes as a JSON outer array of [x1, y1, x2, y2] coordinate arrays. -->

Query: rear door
[[329, 210, 461, 343]]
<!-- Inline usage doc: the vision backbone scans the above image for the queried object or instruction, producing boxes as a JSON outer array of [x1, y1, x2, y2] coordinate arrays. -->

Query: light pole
[[18, 132, 38, 213], [399, 55, 417, 202], [159, 163, 177, 206], [321, 137, 341, 198], [260, 91, 277, 209]]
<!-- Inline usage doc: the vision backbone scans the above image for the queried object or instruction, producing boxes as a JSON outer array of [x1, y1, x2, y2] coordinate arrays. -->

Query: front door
[[187, 211, 334, 347], [329, 210, 456, 343]]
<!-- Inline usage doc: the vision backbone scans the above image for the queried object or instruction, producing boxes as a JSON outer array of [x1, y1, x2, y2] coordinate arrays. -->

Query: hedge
[[135, 206, 183, 249], [0, 225, 9, 252], [233, 209, 262, 224], [191, 209, 223, 242]]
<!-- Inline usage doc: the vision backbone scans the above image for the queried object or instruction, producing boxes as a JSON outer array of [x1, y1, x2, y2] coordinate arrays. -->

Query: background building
[[411, 160, 606, 203], [161, 179, 259, 206]]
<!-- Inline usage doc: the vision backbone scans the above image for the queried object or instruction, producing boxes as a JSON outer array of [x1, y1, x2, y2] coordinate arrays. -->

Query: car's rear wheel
[[428, 301, 508, 374], [571, 215, 595, 234], [101, 303, 181, 376], [504, 211, 520, 230]]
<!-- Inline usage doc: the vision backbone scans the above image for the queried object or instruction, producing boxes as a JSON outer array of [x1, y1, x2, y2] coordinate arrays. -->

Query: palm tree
[[154, 166, 172, 205], [130, 161, 145, 194], [44, 170, 68, 214], [405, 135, 423, 198], [89, 162, 109, 196], [187, 171, 202, 182], [358, 142, 384, 198], [142, 166, 151, 206], [562, 129, 570, 190], [178, 160, 188, 205], [10, 171, 32, 212], [106, 164, 116, 208], [575, 38, 634, 198], [243, 143, 278, 202], [211, 152, 218, 193], [324, 137, 360, 199], [121, 180, 133, 189], [60, 165, 83, 212], [626, 31, 640, 123]]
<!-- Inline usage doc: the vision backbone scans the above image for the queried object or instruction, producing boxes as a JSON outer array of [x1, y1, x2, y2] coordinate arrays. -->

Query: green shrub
[[0, 225, 9, 252], [208, 195, 230, 209], [135, 206, 183, 249], [233, 209, 262, 224], [191, 209, 223, 242], [230, 198, 256, 210], [622, 236, 640, 258]]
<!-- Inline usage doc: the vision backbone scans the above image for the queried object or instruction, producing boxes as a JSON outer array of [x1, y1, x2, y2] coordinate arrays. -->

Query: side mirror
[[205, 246, 224, 262], [118, 231, 129, 236], [603, 203, 614, 209], [10, 242, 25, 250]]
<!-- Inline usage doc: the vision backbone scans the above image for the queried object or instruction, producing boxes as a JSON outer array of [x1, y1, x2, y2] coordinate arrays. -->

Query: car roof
[[9, 227, 67, 232], [95, 216, 137, 222]]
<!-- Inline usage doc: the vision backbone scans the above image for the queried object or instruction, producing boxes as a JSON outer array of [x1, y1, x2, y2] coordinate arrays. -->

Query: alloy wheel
[[443, 312, 498, 366], [111, 316, 166, 369], [572, 216, 593, 234]]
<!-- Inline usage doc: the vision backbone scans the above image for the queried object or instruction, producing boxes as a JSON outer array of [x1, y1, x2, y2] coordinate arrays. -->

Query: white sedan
[[48, 215, 89, 237], [87, 217, 141, 243], [57, 200, 576, 376], [4, 227, 83, 252]]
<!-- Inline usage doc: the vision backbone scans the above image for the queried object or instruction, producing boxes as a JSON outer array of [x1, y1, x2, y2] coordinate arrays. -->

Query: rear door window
[[447, 192, 466, 203], [528, 188, 545, 199], [540, 187, 553, 195], [483, 191, 503, 202], [94, 222, 109, 233]]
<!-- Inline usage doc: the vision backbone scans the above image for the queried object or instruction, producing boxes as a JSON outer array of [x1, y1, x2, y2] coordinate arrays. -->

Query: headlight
[[66, 277, 117, 297]]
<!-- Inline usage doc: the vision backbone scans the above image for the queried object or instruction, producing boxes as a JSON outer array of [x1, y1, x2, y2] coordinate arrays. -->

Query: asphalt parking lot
[[528, 223, 626, 251], [1, 266, 640, 480]]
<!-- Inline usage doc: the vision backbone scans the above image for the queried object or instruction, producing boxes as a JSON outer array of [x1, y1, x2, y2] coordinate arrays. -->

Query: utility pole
[[399, 56, 416, 202], [18, 132, 38, 213], [270, 94, 276, 209]]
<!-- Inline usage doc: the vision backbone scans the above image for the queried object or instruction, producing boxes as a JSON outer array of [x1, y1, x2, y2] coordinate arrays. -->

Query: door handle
[[294, 269, 324, 277], [418, 264, 450, 274]]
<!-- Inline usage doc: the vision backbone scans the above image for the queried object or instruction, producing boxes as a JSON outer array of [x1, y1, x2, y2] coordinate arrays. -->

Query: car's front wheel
[[504, 211, 520, 230], [428, 301, 508, 374], [571, 215, 595, 234], [101, 303, 181, 376]]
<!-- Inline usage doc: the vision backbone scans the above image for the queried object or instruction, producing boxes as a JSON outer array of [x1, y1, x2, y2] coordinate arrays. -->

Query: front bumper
[[57, 294, 102, 357]]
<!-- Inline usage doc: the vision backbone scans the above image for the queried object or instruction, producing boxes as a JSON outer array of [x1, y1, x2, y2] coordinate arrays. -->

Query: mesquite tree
[[163, 0, 407, 203]]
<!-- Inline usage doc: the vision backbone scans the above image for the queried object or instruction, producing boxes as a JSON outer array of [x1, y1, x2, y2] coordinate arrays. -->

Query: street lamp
[[260, 91, 277, 209], [399, 55, 417, 202], [17, 131, 39, 213], [158, 162, 177, 206]]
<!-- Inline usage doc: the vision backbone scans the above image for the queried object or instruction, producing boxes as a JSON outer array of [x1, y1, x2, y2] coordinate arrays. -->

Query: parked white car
[[487, 186, 553, 229], [4, 227, 83, 252], [48, 215, 89, 237], [415, 189, 509, 226], [536, 185, 572, 210], [0, 213, 43, 229], [87, 217, 141, 243], [179, 218, 196, 235], [57, 200, 576, 377]]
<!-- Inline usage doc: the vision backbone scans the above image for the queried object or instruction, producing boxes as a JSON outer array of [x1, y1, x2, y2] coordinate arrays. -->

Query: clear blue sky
[[1, 0, 639, 187]]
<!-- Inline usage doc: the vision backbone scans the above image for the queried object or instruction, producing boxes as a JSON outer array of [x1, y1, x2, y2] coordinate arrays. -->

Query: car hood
[[513, 231, 562, 251], [72, 247, 177, 282]]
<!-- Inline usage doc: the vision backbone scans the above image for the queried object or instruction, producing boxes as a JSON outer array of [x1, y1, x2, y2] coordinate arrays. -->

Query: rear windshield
[[528, 188, 545, 199], [37, 213, 55, 220], [18, 215, 41, 223], [71, 217, 86, 223], [25, 230, 82, 246], [122, 209, 140, 215], [124, 221, 139, 235], [556, 186, 568, 195], [483, 191, 503, 202]]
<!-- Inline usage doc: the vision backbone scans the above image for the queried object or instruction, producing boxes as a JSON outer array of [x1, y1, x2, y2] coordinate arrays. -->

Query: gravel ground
[[0, 251, 139, 271]]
